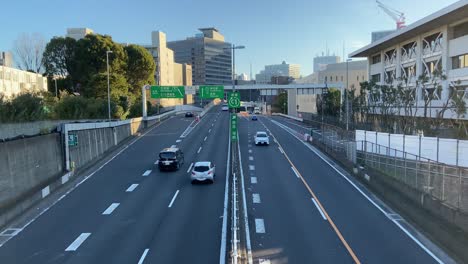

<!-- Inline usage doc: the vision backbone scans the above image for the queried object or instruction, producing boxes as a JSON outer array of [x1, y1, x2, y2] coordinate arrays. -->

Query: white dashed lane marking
[[251, 177, 257, 184], [249, 156, 254, 161], [197, 147, 202, 154], [187, 163, 194, 173], [142, 170, 152, 177], [253, 193, 261, 204], [65, 233, 91, 251], [255, 219, 265, 233], [312, 198, 328, 220], [102, 203, 120, 215], [138, 249, 149, 264], [126, 184, 139, 192], [249, 165, 255, 171], [168, 190, 180, 208]]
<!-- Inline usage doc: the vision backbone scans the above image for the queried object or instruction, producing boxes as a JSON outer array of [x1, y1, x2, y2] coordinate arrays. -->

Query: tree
[[125, 45, 155, 94], [13, 33, 46, 73], [274, 92, 288, 114], [73, 34, 127, 90], [324, 88, 341, 117], [83, 73, 132, 119], [43, 37, 77, 78]]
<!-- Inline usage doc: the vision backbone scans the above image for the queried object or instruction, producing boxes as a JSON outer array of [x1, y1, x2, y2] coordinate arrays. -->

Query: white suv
[[254, 131, 270, 145]]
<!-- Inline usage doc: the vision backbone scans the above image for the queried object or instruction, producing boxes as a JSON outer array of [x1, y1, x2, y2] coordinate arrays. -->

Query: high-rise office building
[[313, 55, 341, 72], [142, 31, 193, 106], [167, 28, 232, 85], [255, 61, 300, 84]]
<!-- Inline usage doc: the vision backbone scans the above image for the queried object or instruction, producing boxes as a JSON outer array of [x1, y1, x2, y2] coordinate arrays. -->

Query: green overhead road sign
[[150, 86, 185, 99], [230, 113, 238, 142], [228, 92, 241, 108], [199, 85, 224, 99]]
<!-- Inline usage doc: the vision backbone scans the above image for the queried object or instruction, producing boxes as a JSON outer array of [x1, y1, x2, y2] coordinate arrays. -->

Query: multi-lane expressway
[[0, 106, 455, 264]]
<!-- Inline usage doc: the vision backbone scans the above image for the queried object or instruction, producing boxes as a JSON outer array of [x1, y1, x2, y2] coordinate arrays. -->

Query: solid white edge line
[[168, 190, 180, 208], [219, 118, 231, 264], [65, 233, 91, 251], [0, 117, 175, 248], [102, 203, 120, 215], [142, 170, 152, 176], [126, 184, 139, 192], [291, 166, 300, 178], [197, 146, 202, 153], [270, 118, 445, 264], [255, 218, 265, 233], [137, 248, 150, 264], [187, 163, 194, 173], [237, 131, 254, 264], [311, 198, 328, 220]]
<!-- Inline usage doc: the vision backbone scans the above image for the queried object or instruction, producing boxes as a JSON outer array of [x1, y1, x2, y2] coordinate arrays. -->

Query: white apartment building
[[256, 61, 300, 83], [0, 52, 13, 67], [350, 0, 468, 120], [0, 66, 48, 98]]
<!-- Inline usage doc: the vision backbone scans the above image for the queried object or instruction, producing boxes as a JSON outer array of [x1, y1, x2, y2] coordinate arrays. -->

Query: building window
[[362, 75, 365, 80], [325, 76, 327, 82], [356, 76, 359, 81], [371, 74, 381, 83], [452, 54, 468, 69], [453, 21, 468, 39], [341, 76, 343, 81], [371, 54, 381, 64], [336, 76, 338, 81]]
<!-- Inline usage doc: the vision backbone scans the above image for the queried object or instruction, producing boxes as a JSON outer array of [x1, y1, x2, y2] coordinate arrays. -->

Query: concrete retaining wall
[[0, 133, 63, 209]]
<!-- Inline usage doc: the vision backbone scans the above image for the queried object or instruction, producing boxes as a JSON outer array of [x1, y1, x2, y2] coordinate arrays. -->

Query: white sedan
[[191, 161, 216, 183], [254, 131, 270, 145]]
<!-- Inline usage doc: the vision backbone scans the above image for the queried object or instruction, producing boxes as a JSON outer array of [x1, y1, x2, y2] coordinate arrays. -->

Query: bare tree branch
[[12, 33, 45, 73]]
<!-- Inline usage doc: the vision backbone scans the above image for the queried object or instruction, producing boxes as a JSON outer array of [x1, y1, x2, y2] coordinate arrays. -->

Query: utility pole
[[106, 50, 113, 122]]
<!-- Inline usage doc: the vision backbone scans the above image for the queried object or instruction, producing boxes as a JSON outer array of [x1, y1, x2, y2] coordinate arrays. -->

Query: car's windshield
[[194, 166, 210, 172], [160, 152, 176, 159], [257, 133, 267, 138]]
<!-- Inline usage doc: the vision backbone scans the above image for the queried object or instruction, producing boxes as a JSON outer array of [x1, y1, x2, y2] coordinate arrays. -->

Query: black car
[[185, 112, 194, 117], [157, 148, 184, 171]]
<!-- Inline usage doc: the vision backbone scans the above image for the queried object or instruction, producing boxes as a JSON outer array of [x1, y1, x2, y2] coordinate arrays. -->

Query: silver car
[[191, 161, 216, 183]]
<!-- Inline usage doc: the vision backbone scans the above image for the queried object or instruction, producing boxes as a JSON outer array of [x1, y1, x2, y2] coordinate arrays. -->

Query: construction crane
[[376, 0, 406, 29]]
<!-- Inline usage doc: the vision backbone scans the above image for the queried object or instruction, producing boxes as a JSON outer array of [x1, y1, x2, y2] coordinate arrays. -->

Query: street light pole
[[54, 78, 58, 97], [346, 58, 352, 131], [106, 50, 113, 122]]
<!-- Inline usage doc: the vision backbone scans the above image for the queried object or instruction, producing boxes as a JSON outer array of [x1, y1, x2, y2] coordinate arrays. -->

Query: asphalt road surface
[[0, 109, 455, 264]]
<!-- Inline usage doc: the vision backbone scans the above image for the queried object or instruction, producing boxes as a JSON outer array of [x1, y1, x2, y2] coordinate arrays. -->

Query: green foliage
[[128, 99, 159, 118], [54, 95, 110, 120], [43, 37, 77, 78], [125, 45, 155, 94], [274, 92, 288, 113], [323, 88, 341, 117], [0, 93, 48, 122], [73, 34, 127, 88]]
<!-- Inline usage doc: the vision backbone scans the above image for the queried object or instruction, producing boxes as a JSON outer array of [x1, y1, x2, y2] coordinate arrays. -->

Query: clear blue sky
[[0, 0, 459, 77]]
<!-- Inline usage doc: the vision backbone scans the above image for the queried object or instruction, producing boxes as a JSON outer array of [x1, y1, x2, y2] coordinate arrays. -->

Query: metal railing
[[307, 118, 468, 213], [357, 140, 468, 213]]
